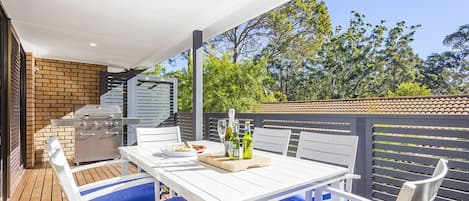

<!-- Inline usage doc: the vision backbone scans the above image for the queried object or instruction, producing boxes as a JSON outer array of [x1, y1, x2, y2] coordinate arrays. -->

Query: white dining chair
[[283, 132, 359, 201], [136, 126, 182, 198], [325, 159, 449, 201], [253, 127, 292, 155], [46, 137, 185, 201], [297, 132, 359, 192], [136, 126, 181, 151]]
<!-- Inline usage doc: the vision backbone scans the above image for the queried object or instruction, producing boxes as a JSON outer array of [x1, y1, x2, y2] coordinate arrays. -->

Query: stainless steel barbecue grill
[[51, 104, 139, 163]]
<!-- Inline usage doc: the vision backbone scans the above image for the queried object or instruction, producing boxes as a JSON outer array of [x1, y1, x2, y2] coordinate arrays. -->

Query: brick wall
[[26, 54, 107, 166], [25, 53, 35, 167]]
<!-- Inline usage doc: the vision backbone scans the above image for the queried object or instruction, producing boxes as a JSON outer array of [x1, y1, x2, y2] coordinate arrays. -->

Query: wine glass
[[217, 119, 227, 143]]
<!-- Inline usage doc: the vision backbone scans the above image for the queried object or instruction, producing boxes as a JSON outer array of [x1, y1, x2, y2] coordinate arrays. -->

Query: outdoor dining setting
[[45, 109, 449, 201], [1, 0, 468, 201]]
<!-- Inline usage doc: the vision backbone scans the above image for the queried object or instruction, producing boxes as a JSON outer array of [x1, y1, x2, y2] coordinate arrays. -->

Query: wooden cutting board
[[198, 154, 271, 172]]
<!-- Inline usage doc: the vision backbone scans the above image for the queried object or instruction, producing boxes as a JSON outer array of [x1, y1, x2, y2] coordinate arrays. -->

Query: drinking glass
[[217, 119, 227, 143]]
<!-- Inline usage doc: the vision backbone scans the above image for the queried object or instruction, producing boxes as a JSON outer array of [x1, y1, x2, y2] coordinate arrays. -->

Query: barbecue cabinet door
[[75, 131, 122, 163]]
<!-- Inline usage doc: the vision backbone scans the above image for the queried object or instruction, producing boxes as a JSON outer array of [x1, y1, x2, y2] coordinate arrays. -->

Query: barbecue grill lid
[[74, 105, 122, 116]]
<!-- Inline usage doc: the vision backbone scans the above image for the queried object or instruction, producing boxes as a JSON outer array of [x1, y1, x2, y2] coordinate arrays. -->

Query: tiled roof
[[261, 94, 469, 114]]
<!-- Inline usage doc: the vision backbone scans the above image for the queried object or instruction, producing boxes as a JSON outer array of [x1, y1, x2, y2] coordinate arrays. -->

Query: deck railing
[[176, 112, 469, 201]]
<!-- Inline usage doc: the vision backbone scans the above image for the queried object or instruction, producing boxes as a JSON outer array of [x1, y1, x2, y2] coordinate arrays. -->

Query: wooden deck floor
[[11, 163, 169, 201]]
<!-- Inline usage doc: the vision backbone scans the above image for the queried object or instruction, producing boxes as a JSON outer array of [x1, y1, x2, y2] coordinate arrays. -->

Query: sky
[[325, 0, 469, 58]]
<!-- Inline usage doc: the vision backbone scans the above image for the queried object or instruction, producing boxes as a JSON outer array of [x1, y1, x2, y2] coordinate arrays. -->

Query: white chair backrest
[[46, 137, 82, 201], [396, 159, 448, 201], [297, 131, 359, 192], [253, 127, 291, 155], [136, 126, 181, 151]]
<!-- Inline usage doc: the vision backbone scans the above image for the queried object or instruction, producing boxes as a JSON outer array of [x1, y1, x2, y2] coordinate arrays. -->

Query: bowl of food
[[161, 143, 197, 157]]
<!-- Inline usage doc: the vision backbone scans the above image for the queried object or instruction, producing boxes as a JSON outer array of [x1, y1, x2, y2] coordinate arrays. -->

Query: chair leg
[[154, 180, 161, 201], [331, 181, 345, 201], [170, 189, 175, 198]]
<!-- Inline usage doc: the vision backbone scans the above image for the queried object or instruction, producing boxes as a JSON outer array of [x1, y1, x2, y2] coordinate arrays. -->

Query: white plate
[[161, 144, 197, 157]]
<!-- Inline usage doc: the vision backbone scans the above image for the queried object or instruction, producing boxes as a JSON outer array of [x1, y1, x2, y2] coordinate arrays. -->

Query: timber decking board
[[10, 169, 31, 201], [10, 163, 171, 201], [40, 166, 53, 201]]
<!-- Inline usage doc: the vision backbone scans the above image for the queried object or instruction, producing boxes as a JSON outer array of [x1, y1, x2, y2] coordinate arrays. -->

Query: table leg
[[314, 187, 322, 201], [305, 189, 313, 201]]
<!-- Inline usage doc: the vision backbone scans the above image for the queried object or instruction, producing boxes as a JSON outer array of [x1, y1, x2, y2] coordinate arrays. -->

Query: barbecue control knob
[[104, 121, 113, 129], [93, 121, 102, 129], [81, 121, 91, 130], [113, 121, 120, 127]]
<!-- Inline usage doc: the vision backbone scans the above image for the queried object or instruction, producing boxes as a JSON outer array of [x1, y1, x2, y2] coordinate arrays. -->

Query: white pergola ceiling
[[1, 0, 289, 69]]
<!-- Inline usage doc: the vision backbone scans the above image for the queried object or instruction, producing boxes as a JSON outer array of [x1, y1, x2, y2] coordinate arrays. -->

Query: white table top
[[119, 140, 348, 201]]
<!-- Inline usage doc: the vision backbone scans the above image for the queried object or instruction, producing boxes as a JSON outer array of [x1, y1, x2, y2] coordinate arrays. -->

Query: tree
[[212, 0, 333, 64], [310, 12, 387, 99], [262, 0, 332, 100], [444, 24, 469, 53], [419, 24, 469, 94], [141, 64, 166, 77], [164, 4, 434, 103], [305, 12, 421, 100], [379, 21, 422, 93], [211, 16, 269, 63], [418, 52, 462, 94], [172, 54, 276, 112], [387, 82, 432, 97]]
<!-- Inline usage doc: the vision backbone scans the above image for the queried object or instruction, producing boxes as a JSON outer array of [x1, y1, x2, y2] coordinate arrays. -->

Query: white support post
[[121, 160, 128, 176], [192, 30, 203, 141]]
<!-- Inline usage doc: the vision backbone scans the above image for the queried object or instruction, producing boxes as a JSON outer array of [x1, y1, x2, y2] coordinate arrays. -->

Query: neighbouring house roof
[[261, 94, 469, 115], [1, 0, 290, 69]]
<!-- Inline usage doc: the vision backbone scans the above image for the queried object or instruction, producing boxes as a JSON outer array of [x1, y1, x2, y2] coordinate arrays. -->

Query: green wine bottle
[[242, 121, 253, 159], [224, 125, 232, 157], [229, 121, 241, 160], [225, 109, 235, 157]]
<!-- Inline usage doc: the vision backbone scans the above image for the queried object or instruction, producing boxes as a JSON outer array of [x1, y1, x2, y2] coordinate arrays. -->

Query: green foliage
[[141, 64, 166, 77], [289, 11, 422, 100], [262, 0, 333, 100], [387, 82, 432, 97], [419, 24, 469, 94], [161, 3, 468, 110], [173, 54, 276, 112]]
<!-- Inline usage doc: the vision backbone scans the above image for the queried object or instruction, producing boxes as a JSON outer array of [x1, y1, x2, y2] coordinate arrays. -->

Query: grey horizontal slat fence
[[367, 116, 469, 201], [178, 112, 197, 142], [177, 112, 469, 200]]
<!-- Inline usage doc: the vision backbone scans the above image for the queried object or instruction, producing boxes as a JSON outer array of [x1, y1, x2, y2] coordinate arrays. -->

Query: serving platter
[[198, 154, 271, 172]]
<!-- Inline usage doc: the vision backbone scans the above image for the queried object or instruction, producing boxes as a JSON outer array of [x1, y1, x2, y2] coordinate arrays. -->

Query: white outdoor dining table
[[119, 140, 348, 201]]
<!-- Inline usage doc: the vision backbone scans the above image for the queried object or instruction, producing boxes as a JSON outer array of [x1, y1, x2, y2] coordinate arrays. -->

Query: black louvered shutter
[[9, 27, 22, 188], [20, 47, 26, 166]]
